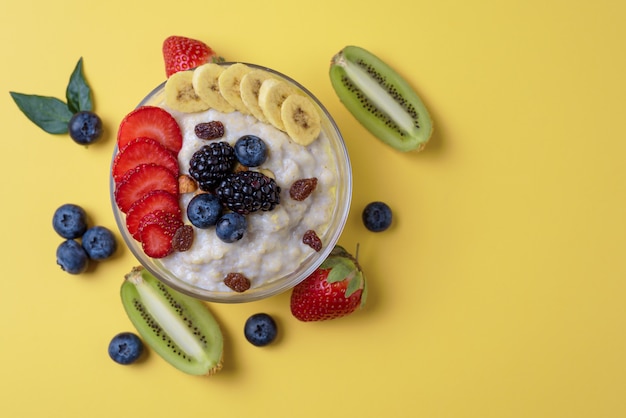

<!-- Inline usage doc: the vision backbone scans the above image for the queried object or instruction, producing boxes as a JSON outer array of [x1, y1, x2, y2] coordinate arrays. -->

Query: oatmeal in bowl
[[110, 63, 351, 302]]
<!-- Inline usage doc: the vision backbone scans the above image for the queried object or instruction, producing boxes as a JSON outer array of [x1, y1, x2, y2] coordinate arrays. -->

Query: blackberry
[[188, 142, 236, 191], [216, 171, 281, 215]]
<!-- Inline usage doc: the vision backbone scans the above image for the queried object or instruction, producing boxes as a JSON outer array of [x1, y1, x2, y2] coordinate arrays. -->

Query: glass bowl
[[110, 63, 352, 303]]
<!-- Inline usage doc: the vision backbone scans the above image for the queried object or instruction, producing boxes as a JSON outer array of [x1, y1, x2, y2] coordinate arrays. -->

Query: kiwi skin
[[329, 46, 433, 152], [120, 266, 223, 376]]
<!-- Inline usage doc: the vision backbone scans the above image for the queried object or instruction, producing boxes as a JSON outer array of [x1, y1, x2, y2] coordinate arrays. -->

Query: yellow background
[[1, 0, 625, 416]]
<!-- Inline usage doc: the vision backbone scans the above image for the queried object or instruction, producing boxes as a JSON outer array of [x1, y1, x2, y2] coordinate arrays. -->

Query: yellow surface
[[1, 0, 625, 417]]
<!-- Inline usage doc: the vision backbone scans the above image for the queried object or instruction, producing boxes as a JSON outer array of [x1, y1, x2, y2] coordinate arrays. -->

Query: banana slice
[[240, 70, 272, 123], [217, 63, 251, 114], [192, 63, 235, 113], [165, 70, 210, 113], [280, 94, 321, 145], [258, 78, 295, 131]]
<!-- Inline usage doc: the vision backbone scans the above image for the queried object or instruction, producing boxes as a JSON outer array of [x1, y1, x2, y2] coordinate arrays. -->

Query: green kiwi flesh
[[329, 45, 433, 152], [120, 266, 223, 375]]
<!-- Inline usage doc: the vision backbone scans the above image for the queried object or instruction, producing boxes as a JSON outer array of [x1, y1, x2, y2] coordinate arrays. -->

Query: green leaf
[[10, 92, 73, 134], [345, 272, 362, 297], [326, 263, 354, 284], [66, 57, 92, 113], [321, 257, 343, 270]]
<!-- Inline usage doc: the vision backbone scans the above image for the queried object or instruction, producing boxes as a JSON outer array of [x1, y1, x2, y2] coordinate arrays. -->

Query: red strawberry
[[117, 106, 183, 155], [162, 36, 220, 78], [290, 246, 367, 322], [112, 137, 179, 183], [114, 164, 178, 213], [126, 190, 181, 240], [138, 210, 183, 258]]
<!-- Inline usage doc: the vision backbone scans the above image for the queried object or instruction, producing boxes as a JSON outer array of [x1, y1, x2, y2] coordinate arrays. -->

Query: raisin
[[302, 229, 322, 252], [195, 121, 225, 140], [289, 177, 318, 201], [224, 273, 251, 292], [172, 225, 194, 252]]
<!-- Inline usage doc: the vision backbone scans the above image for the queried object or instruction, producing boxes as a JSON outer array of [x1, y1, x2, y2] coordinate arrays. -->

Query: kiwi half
[[120, 266, 223, 376], [329, 45, 433, 152]]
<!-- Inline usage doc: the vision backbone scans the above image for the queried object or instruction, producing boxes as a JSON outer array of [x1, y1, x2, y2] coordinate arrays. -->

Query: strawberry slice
[[126, 190, 181, 240], [112, 137, 179, 183], [138, 210, 183, 258], [117, 106, 183, 155], [114, 164, 178, 213]]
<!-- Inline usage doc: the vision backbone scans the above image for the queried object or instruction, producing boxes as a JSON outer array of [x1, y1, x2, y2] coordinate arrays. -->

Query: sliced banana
[[258, 78, 295, 131], [164, 70, 210, 113], [217, 63, 251, 115], [192, 63, 235, 113], [240, 70, 272, 123], [280, 94, 321, 145]]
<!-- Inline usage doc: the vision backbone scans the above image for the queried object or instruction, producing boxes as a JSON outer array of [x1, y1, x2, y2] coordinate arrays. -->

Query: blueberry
[[52, 203, 88, 239], [187, 193, 223, 228], [68, 111, 103, 145], [244, 313, 278, 346], [82, 226, 117, 260], [56, 239, 89, 274], [362, 201, 393, 232], [108, 332, 144, 365], [215, 212, 247, 243], [234, 135, 268, 167]]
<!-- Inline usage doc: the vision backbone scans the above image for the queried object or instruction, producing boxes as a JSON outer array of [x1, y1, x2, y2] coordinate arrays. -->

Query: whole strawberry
[[162, 36, 221, 78], [290, 245, 367, 322]]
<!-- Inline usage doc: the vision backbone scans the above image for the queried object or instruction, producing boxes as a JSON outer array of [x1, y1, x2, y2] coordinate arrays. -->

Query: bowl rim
[[110, 62, 352, 303]]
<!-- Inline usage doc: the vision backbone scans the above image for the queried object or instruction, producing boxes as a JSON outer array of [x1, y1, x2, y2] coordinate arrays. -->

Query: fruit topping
[[114, 164, 178, 213], [188, 142, 236, 191], [162, 35, 221, 78], [217, 63, 252, 114], [172, 225, 194, 252], [290, 245, 367, 322], [165, 70, 210, 113], [138, 210, 184, 258], [53, 203, 88, 239], [280, 94, 321, 146], [186, 193, 223, 229], [10, 58, 102, 142], [194, 121, 225, 140], [362, 201, 393, 232], [56, 239, 89, 274], [215, 213, 247, 243], [258, 78, 294, 131], [192, 63, 236, 113], [117, 106, 183, 155], [125, 190, 181, 240], [82, 226, 117, 260], [216, 171, 280, 215], [112, 137, 179, 183], [234, 135, 268, 167], [239, 70, 272, 123], [329, 45, 433, 152], [289, 177, 318, 201], [121, 266, 224, 375], [68, 110, 103, 145], [224, 272, 251, 293], [162, 61, 322, 145], [302, 230, 322, 252], [108, 332, 144, 365], [244, 313, 278, 346]]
